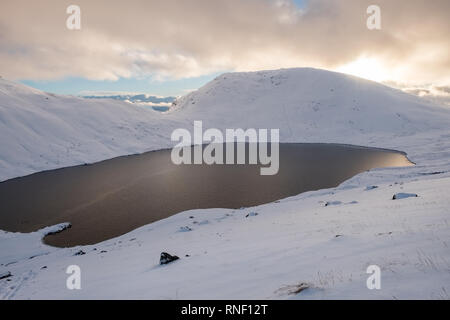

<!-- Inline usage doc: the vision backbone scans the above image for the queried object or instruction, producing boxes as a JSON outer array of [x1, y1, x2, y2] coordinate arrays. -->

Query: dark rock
[[0, 271, 12, 280], [392, 193, 418, 200], [419, 171, 444, 176], [160, 252, 179, 265], [74, 250, 86, 256], [325, 201, 342, 207]]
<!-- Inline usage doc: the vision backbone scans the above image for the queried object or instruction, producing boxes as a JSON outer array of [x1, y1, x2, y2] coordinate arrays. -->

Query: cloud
[[0, 0, 449, 86], [388, 82, 450, 107]]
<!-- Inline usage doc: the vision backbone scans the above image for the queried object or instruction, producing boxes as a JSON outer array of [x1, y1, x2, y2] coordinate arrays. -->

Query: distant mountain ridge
[[83, 94, 175, 105]]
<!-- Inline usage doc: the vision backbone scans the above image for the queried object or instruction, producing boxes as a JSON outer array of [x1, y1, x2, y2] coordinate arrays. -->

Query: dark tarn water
[[0, 143, 412, 247]]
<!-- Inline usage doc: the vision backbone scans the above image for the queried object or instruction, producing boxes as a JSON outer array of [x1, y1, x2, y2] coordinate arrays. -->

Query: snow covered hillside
[[1, 68, 450, 181], [170, 68, 449, 141], [168, 68, 450, 177], [1, 68, 450, 299], [0, 78, 180, 181]]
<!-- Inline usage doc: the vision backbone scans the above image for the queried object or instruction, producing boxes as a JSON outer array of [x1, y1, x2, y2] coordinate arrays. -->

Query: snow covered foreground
[[1, 68, 450, 299]]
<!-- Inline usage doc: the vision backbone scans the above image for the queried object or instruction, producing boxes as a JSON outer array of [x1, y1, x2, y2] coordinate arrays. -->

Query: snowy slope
[[0, 78, 180, 181], [1, 68, 450, 299], [170, 68, 449, 141]]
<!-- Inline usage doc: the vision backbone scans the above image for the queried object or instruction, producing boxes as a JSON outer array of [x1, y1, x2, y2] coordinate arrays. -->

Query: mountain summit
[[171, 68, 449, 140]]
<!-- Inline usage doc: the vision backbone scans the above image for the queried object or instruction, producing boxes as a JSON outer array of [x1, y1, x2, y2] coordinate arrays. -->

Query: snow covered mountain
[[0, 78, 180, 181], [83, 94, 175, 104], [1, 68, 450, 182], [83, 94, 175, 110], [170, 68, 450, 141]]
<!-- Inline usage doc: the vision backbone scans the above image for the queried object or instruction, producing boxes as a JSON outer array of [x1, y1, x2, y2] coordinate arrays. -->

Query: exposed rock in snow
[[275, 282, 312, 296], [245, 212, 259, 217], [160, 252, 180, 265], [392, 193, 418, 200], [179, 226, 193, 232], [325, 201, 342, 206]]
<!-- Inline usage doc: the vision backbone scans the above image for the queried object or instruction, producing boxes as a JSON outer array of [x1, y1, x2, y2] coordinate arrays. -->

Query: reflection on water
[[0, 143, 412, 247]]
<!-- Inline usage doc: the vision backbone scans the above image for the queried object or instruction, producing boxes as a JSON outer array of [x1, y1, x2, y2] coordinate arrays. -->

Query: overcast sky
[[0, 0, 449, 96]]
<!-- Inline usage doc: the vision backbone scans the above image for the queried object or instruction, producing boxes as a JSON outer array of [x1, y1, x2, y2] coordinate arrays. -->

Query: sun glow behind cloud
[[336, 57, 390, 83]]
